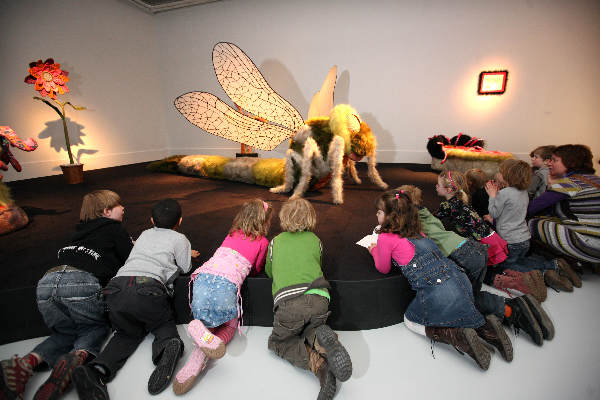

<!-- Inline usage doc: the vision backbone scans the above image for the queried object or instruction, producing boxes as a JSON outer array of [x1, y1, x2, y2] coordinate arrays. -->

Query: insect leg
[[367, 153, 388, 190], [328, 136, 345, 204], [347, 159, 362, 184], [290, 137, 320, 200], [270, 149, 297, 193]]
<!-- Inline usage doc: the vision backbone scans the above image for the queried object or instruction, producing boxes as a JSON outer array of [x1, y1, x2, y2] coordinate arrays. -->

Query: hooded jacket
[[56, 217, 133, 285]]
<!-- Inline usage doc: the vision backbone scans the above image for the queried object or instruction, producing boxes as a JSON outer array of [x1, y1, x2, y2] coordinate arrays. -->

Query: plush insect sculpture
[[427, 133, 485, 163], [174, 42, 387, 204], [0, 126, 38, 181]]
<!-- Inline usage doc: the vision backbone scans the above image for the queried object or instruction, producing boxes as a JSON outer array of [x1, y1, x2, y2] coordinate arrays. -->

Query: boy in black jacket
[[0, 190, 133, 400]]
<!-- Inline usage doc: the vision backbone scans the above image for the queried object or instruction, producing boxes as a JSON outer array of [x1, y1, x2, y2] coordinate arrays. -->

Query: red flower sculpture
[[24, 58, 70, 100]]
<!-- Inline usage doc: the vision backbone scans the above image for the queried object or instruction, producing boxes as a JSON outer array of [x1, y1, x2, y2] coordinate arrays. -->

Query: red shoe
[[493, 272, 534, 296], [0, 355, 33, 399]]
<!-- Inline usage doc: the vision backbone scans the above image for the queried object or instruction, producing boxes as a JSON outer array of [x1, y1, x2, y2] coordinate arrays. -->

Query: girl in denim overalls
[[173, 199, 272, 394], [369, 190, 508, 370]]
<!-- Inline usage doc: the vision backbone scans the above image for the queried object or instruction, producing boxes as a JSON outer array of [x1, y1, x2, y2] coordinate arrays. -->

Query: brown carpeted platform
[[1, 161, 441, 344]]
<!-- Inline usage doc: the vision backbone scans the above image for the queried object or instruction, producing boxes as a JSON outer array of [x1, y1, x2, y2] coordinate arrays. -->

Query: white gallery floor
[[2, 275, 600, 400]]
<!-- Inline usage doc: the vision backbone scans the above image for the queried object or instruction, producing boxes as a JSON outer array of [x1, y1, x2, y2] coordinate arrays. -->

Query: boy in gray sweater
[[486, 160, 577, 293], [73, 199, 199, 400]]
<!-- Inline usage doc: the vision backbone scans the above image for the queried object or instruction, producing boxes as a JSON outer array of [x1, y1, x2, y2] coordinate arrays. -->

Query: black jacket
[[56, 217, 133, 286]]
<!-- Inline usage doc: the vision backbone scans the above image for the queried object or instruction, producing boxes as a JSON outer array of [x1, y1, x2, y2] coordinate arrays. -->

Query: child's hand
[[485, 181, 498, 198], [368, 243, 376, 254], [483, 214, 494, 224], [191, 250, 200, 258]]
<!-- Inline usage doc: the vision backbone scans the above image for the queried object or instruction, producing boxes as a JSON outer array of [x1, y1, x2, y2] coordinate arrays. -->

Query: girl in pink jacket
[[173, 199, 272, 394]]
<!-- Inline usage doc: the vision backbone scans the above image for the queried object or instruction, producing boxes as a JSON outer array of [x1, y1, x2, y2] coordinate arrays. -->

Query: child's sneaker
[[544, 270, 573, 292], [315, 325, 352, 382], [493, 271, 534, 297], [172, 347, 207, 395], [187, 320, 225, 359], [33, 350, 87, 400], [0, 355, 33, 399], [72, 364, 109, 400], [505, 297, 543, 345], [148, 338, 183, 395], [557, 258, 582, 288]]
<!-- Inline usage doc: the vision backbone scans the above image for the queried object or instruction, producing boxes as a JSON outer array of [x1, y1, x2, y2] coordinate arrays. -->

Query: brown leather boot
[[544, 269, 573, 292], [307, 345, 336, 400], [557, 258, 582, 288], [475, 315, 513, 362], [425, 327, 491, 370]]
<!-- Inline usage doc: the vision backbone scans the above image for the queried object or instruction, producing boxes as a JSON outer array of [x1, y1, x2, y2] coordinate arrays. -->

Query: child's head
[[529, 145, 556, 168], [80, 190, 123, 222], [229, 199, 273, 239], [497, 159, 532, 190], [465, 169, 488, 193], [395, 185, 423, 206], [375, 190, 421, 238], [436, 170, 469, 202], [151, 198, 182, 229], [279, 198, 316, 232]]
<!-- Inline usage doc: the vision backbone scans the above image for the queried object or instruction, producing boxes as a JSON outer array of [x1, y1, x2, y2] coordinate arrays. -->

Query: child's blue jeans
[[32, 266, 109, 368], [497, 240, 557, 273]]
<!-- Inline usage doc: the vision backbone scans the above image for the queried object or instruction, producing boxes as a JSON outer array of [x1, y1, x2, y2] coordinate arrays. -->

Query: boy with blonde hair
[[266, 198, 352, 400]]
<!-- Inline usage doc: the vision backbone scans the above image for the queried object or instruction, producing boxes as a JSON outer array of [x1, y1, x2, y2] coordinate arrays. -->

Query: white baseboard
[[3, 149, 168, 182], [4, 147, 534, 182]]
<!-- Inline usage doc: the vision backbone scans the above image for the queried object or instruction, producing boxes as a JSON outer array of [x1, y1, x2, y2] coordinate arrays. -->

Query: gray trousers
[[268, 294, 330, 370]]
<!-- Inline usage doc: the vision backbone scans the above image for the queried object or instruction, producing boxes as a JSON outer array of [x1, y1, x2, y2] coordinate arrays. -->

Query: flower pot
[[60, 163, 84, 184]]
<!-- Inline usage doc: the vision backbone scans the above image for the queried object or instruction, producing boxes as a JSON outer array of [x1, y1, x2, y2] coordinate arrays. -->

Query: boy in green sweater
[[266, 198, 352, 400]]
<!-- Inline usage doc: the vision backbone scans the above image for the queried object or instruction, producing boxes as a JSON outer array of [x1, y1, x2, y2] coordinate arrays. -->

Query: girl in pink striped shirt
[[173, 199, 272, 394]]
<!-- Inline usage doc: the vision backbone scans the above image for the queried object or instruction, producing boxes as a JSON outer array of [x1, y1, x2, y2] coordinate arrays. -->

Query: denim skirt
[[191, 273, 238, 328]]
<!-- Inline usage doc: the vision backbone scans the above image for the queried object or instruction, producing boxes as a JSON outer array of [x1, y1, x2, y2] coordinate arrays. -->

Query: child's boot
[[188, 320, 225, 359], [315, 325, 352, 382], [172, 347, 208, 395], [425, 327, 491, 370], [72, 364, 109, 400], [148, 338, 183, 395], [0, 355, 34, 399], [475, 315, 513, 362], [557, 258, 582, 288], [493, 271, 536, 298], [504, 296, 544, 345], [522, 294, 555, 340], [33, 350, 88, 400], [521, 270, 547, 302], [544, 269, 573, 292], [307, 345, 336, 400]]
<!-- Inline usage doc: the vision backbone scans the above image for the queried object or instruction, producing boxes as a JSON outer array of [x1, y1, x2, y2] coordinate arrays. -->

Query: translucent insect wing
[[308, 66, 337, 119], [212, 42, 304, 133], [174, 92, 294, 151]]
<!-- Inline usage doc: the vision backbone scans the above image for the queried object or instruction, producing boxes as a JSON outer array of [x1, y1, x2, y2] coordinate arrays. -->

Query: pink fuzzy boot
[[172, 347, 207, 395], [188, 320, 226, 359]]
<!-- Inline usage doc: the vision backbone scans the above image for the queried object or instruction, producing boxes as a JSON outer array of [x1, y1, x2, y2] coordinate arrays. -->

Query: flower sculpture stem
[[33, 96, 85, 165]]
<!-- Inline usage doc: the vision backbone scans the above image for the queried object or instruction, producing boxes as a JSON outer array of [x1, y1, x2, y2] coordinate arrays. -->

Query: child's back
[[117, 226, 192, 286]]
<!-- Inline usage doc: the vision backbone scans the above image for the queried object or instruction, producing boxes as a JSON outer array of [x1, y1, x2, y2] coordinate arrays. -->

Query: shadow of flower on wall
[[38, 118, 97, 156]]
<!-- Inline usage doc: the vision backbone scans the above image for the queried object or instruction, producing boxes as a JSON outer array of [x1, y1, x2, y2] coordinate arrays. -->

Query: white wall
[[157, 0, 600, 165], [2, 0, 599, 181], [0, 0, 168, 181]]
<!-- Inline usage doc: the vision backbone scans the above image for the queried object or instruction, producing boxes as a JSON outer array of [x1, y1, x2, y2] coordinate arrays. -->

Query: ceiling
[[124, 0, 222, 14]]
